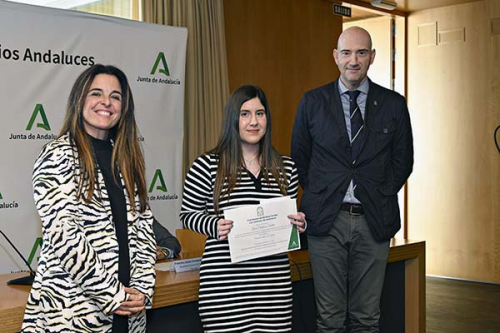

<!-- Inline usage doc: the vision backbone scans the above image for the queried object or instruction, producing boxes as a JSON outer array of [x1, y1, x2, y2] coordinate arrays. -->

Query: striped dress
[[180, 153, 298, 333]]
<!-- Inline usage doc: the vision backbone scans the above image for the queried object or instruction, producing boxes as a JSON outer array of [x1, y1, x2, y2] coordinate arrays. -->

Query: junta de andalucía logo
[[26, 103, 51, 131], [0, 192, 19, 209], [136, 52, 181, 86], [9, 103, 57, 140], [28, 237, 43, 266], [151, 52, 170, 76], [148, 169, 178, 201]]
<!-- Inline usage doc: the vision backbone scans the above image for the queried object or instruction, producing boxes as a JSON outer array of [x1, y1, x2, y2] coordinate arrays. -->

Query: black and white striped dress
[[180, 153, 298, 333]]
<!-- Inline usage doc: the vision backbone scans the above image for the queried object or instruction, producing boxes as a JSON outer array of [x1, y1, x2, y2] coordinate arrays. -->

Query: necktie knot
[[347, 90, 361, 102]]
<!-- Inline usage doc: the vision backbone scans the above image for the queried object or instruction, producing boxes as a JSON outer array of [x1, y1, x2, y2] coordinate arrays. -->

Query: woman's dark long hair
[[59, 64, 148, 212], [210, 85, 287, 213]]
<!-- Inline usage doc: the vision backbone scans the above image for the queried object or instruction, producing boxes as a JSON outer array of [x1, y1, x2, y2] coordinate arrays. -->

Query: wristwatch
[[159, 247, 173, 260]]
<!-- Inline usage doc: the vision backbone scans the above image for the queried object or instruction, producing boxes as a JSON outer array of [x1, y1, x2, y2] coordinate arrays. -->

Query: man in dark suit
[[153, 217, 181, 260], [291, 27, 413, 332]]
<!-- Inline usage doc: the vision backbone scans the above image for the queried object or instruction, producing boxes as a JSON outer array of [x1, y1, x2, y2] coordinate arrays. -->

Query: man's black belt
[[340, 203, 364, 215]]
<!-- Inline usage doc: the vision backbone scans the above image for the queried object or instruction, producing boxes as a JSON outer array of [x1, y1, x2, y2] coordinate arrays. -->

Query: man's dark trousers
[[308, 210, 390, 333]]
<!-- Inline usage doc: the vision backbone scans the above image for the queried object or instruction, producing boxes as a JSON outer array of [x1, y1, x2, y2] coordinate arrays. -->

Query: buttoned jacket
[[291, 79, 413, 241]]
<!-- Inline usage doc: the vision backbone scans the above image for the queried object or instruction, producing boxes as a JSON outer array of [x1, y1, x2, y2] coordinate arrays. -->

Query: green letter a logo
[[26, 104, 51, 131], [149, 169, 168, 193], [288, 226, 300, 250], [150, 52, 170, 76], [0, 192, 3, 200], [28, 237, 43, 266]]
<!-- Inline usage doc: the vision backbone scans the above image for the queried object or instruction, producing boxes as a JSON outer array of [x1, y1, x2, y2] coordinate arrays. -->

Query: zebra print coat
[[22, 133, 156, 332]]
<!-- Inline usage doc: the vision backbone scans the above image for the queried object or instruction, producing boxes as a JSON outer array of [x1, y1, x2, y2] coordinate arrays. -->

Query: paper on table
[[155, 261, 174, 271]]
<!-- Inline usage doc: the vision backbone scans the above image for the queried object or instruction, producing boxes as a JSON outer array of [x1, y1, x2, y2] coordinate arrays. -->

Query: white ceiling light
[[370, 0, 397, 11]]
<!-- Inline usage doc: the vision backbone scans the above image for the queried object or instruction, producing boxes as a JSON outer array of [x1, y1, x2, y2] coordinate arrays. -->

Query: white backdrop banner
[[0, 1, 187, 274]]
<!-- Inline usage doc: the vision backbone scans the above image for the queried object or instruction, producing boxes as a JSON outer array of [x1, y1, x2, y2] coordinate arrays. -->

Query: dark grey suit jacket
[[153, 218, 181, 257], [291, 79, 413, 241]]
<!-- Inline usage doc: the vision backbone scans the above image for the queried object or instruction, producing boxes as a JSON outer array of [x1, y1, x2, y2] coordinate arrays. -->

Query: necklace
[[244, 155, 259, 167]]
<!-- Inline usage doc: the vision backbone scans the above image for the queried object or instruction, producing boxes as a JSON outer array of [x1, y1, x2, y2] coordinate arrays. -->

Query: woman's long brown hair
[[210, 85, 287, 214]]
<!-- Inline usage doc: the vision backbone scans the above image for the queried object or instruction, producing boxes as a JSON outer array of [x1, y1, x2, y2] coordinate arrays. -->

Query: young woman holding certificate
[[180, 85, 306, 332]]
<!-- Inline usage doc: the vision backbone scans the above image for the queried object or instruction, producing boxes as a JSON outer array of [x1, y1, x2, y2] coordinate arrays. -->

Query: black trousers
[[112, 314, 128, 333]]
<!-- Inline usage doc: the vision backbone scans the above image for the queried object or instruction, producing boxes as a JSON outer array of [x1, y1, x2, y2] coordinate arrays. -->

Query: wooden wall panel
[[224, 0, 342, 155], [407, 0, 500, 283], [488, 0, 500, 284]]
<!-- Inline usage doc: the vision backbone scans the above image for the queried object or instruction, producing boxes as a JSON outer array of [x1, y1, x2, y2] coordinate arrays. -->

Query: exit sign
[[333, 4, 352, 17]]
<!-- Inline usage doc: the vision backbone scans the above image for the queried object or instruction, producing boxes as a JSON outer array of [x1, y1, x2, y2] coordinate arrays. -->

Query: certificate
[[225, 196, 300, 263]]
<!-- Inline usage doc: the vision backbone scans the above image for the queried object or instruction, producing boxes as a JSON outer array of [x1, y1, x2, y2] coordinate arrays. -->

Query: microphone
[[0, 229, 35, 285], [495, 125, 500, 154]]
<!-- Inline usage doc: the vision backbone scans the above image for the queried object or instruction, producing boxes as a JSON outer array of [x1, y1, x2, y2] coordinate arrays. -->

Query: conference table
[[0, 239, 425, 333]]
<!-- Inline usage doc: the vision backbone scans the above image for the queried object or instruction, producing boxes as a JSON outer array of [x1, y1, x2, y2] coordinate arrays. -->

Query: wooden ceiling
[[336, 0, 481, 21], [347, 8, 378, 21], [346, 0, 480, 13]]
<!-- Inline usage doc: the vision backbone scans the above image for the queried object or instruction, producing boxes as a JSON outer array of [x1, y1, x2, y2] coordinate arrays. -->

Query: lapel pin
[[374, 101, 378, 106]]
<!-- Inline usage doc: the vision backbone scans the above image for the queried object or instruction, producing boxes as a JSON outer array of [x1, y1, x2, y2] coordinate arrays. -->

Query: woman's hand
[[217, 219, 233, 240], [113, 287, 146, 316], [288, 212, 307, 233]]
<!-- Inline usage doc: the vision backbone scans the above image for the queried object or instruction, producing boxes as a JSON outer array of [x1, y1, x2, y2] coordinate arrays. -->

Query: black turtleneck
[[89, 136, 129, 332]]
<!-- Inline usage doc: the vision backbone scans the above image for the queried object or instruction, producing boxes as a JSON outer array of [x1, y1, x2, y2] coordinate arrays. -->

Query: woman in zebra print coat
[[180, 85, 307, 332], [22, 65, 156, 332]]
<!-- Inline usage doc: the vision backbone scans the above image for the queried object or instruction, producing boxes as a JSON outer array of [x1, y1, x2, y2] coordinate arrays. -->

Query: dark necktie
[[348, 90, 363, 162]]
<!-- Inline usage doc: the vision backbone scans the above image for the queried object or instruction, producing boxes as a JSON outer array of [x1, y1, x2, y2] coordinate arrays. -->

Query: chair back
[[175, 229, 207, 259]]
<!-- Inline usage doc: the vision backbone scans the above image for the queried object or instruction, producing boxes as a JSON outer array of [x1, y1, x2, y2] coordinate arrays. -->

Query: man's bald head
[[337, 26, 373, 51], [333, 26, 375, 90]]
